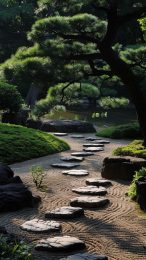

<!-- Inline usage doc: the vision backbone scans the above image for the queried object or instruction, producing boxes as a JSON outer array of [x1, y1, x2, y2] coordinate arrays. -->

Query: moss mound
[[0, 123, 69, 164], [114, 140, 146, 159], [97, 122, 141, 139]]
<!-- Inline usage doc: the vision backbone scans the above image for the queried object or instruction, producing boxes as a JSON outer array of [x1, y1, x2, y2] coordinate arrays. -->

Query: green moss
[[0, 123, 69, 164], [113, 140, 146, 159], [97, 122, 141, 139], [128, 167, 146, 199]]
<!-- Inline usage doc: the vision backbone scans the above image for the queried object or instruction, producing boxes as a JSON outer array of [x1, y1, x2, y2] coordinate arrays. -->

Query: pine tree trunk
[[99, 46, 146, 145]]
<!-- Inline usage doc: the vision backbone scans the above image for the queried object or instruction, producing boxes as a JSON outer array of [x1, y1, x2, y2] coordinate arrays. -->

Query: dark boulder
[[0, 164, 40, 212], [26, 119, 96, 133], [101, 156, 146, 180], [136, 178, 146, 211]]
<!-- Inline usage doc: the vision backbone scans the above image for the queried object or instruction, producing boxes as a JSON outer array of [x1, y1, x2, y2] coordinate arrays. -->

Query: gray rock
[[101, 156, 146, 180], [86, 137, 102, 141], [72, 186, 107, 195], [60, 253, 108, 260], [70, 135, 84, 138], [35, 236, 85, 251], [0, 183, 39, 212], [83, 143, 104, 147], [70, 196, 109, 208], [51, 163, 80, 169], [83, 147, 104, 152], [61, 156, 84, 162], [45, 206, 84, 219], [94, 140, 110, 144], [21, 219, 61, 233], [62, 169, 89, 176], [86, 178, 112, 187], [41, 120, 96, 133], [53, 133, 68, 136], [71, 152, 94, 157]]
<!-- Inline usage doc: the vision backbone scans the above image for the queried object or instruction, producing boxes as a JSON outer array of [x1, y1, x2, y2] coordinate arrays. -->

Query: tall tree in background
[[1, 0, 146, 143], [28, 0, 146, 143], [0, 0, 36, 62]]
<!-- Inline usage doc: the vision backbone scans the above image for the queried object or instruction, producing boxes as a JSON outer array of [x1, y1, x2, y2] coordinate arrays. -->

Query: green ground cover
[[113, 140, 146, 159], [97, 122, 141, 139], [0, 123, 69, 164]]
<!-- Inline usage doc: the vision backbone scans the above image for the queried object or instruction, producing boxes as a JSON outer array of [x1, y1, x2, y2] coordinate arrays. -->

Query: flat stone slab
[[72, 186, 107, 195], [45, 206, 84, 219], [61, 156, 84, 162], [70, 135, 84, 138], [35, 236, 85, 251], [86, 178, 112, 187], [53, 133, 68, 136], [61, 253, 108, 260], [70, 196, 109, 208], [21, 219, 61, 233], [94, 140, 110, 144], [83, 143, 104, 148], [51, 163, 80, 169], [62, 169, 89, 176], [71, 152, 94, 157], [83, 147, 104, 152], [86, 137, 102, 141]]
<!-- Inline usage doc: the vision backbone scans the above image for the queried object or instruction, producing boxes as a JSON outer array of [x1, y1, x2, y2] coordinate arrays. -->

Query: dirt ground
[[1, 133, 146, 260]]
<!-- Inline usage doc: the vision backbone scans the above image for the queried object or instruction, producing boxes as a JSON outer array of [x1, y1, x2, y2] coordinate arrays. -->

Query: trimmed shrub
[[113, 140, 146, 159], [0, 123, 69, 164], [0, 81, 23, 112], [97, 122, 141, 139]]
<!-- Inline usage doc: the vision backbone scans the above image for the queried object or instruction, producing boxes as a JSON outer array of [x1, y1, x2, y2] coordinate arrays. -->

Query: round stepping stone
[[62, 169, 89, 176], [35, 236, 85, 252], [53, 133, 68, 136], [83, 147, 104, 152], [45, 206, 84, 219], [21, 219, 61, 233], [70, 135, 84, 138], [72, 186, 107, 196], [51, 163, 80, 169], [86, 137, 102, 141], [86, 178, 112, 187], [83, 143, 104, 147], [61, 253, 108, 260], [71, 152, 94, 157], [70, 196, 109, 208], [61, 156, 84, 162]]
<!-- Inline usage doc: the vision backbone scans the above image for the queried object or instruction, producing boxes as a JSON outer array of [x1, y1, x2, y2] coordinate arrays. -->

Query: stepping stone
[[86, 137, 102, 141], [53, 133, 68, 136], [71, 152, 94, 157], [61, 156, 84, 162], [61, 253, 108, 260], [95, 140, 110, 144], [86, 178, 112, 187], [83, 147, 104, 152], [70, 196, 109, 208], [45, 206, 84, 219], [62, 169, 89, 176], [70, 135, 84, 138], [83, 143, 104, 147], [35, 236, 85, 251], [21, 219, 61, 233], [51, 163, 80, 169], [72, 186, 107, 196]]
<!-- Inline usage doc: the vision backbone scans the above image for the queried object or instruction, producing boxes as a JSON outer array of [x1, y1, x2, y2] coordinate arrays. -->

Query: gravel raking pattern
[[4, 134, 146, 260]]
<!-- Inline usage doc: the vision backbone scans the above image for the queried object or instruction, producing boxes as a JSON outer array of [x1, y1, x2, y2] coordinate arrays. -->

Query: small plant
[[128, 167, 146, 199], [31, 165, 45, 189], [0, 236, 33, 260]]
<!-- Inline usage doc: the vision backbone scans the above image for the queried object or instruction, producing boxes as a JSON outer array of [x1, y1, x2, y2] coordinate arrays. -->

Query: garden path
[[0, 134, 146, 259]]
